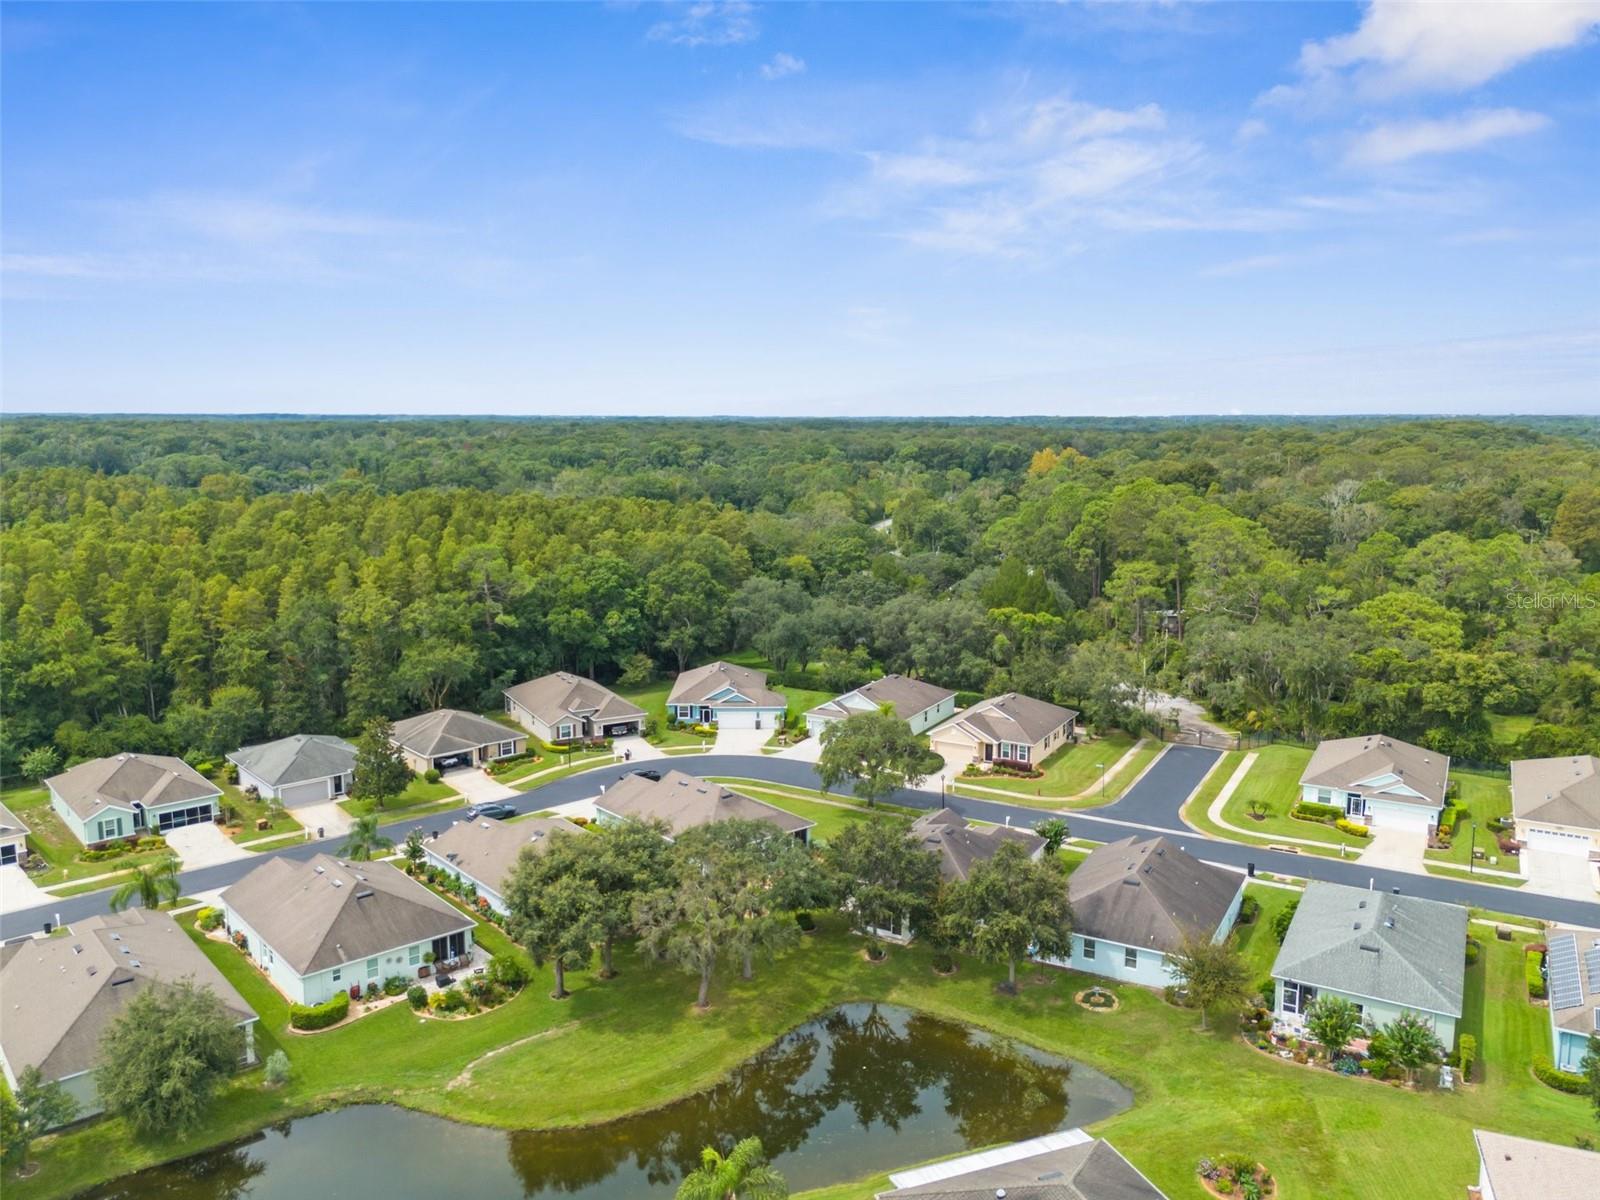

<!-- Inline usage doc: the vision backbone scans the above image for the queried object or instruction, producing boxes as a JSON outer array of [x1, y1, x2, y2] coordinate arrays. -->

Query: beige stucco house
[[928, 692, 1078, 770]]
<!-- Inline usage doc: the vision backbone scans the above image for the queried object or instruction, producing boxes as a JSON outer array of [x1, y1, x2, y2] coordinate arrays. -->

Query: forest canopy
[[1, 416, 1596, 777]]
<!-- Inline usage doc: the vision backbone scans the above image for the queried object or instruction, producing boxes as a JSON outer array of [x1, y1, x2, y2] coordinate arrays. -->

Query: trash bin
[[317, 826, 324, 839]]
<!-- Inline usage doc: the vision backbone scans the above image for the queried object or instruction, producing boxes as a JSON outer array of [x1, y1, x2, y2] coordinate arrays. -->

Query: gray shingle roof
[[0, 801, 29, 840], [880, 1139, 1168, 1199], [1544, 925, 1600, 1035], [502, 673, 646, 729], [908, 808, 1046, 882], [810, 675, 956, 722], [939, 693, 1078, 746], [1069, 835, 1243, 953], [391, 709, 520, 758], [221, 855, 473, 976], [667, 661, 786, 709], [1271, 881, 1466, 1017], [597, 770, 813, 838], [0, 909, 255, 1083], [425, 816, 586, 896], [1511, 756, 1600, 831], [45, 754, 220, 821], [227, 735, 357, 788], [1300, 734, 1449, 808], [1473, 1130, 1600, 1200]]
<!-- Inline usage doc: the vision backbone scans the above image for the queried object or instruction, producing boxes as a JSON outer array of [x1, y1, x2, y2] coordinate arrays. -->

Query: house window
[[1124, 947, 1138, 969], [1015, 745, 1030, 763], [1082, 938, 1096, 960], [1281, 980, 1317, 1015], [409, 945, 421, 966], [1316, 788, 1333, 804], [498, 741, 515, 757], [96, 816, 123, 841], [557, 723, 573, 740], [366, 957, 378, 979], [332, 967, 342, 983]]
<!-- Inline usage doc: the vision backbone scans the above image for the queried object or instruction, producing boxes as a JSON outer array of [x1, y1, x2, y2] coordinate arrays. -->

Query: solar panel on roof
[[1585, 944, 1600, 994], [1547, 934, 1584, 1011]]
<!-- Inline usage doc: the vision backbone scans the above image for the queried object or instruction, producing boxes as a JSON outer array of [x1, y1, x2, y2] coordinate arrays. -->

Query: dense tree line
[[1, 416, 1596, 776]]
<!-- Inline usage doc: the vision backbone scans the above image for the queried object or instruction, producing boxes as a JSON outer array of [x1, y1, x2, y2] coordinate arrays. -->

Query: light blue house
[[1271, 882, 1467, 1049], [45, 753, 222, 846], [667, 661, 788, 730], [1546, 927, 1600, 1073], [1046, 835, 1245, 988]]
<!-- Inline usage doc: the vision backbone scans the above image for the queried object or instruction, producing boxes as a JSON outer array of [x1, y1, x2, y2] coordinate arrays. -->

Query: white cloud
[[1292, 0, 1600, 96], [647, 2, 757, 48], [1234, 117, 1269, 144], [760, 51, 805, 80], [131, 192, 433, 243], [1345, 107, 1549, 166]]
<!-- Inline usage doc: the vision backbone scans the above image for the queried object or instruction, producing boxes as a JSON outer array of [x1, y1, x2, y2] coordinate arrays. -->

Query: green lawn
[[952, 730, 1137, 799], [1181, 752, 1349, 860], [1486, 713, 1535, 747], [1426, 864, 1526, 888], [617, 676, 710, 748], [209, 774, 304, 843], [0, 784, 178, 887], [708, 780, 910, 844], [338, 775, 458, 817], [1220, 744, 1370, 850], [16, 898, 1587, 1200], [1426, 770, 1513, 867]]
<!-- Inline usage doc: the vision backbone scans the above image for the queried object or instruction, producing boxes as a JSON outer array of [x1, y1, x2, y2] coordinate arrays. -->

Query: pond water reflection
[[82, 1003, 1132, 1199]]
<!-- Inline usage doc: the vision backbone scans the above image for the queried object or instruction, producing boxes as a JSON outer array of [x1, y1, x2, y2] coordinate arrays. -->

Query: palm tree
[[108, 856, 181, 912], [675, 1137, 787, 1200], [340, 814, 394, 862]]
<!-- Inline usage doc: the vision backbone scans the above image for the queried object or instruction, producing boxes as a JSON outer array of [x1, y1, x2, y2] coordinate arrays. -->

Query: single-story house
[[1271, 881, 1467, 1048], [0, 800, 29, 865], [1047, 835, 1245, 989], [1299, 734, 1449, 834], [45, 753, 222, 847], [666, 661, 787, 730], [423, 815, 586, 916], [1510, 755, 1600, 860], [1472, 1128, 1600, 1200], [928, 692, 1078, 770], [595, 769, 813, 843], [0, 909, 257, 1122], [390, 708, 526, 774], [503, 672, 647, 743], [220, 854, 475, 1006], [1543, 926, 1600, 1074], [910, 807, 1045, 882], [876, 1131, 1169, 1200], [806, 674, 957, 737], [227, 734, 357, 806]]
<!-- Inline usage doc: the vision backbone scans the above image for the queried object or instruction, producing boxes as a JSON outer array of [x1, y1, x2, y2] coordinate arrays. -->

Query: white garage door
[[807, 715, 835, 737], [1366, 800, 1435, 833], [715, 708, 760, 729], [1524, 825, 1593, 858], [279, 778, 330, 808]]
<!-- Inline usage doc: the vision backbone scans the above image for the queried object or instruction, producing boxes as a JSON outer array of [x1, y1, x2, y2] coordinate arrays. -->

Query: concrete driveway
[[0, 864, 53, 916], [447, 768, 518, 807], [773, 734, 823, 763], [614, 735, 664, 763], [294, 800, 354, 840], [713, 727, 771, 755], [164, 822, 251, 870], [1357, 828, 1427, 872], [1521, 848, 1600, 901]]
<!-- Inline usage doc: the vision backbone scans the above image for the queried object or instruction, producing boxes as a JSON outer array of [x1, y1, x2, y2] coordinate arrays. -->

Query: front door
[[132, 803, 147, 830], [983, 744, 993, 762], [1345, 792, 1365, 819]]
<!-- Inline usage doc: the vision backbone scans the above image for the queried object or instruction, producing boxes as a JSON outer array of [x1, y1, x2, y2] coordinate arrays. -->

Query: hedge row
[[1334, 818, 1371, 838], [1293, 801, 1344, 821], [1532, 1057, 1585, 1094], [1526, 949, 1547, 1000], [289, 990, 350, 1031]]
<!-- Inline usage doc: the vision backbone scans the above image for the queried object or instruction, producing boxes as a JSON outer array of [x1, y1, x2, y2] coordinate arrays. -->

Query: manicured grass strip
[[709, 782, 909, 844], [950, 731, 1137, 798], [244, 832, 308, 854], [511, 755, 628, 793], [1181, 751, 1353, 860], [1426, 864, 1526, 888], [1219, 744, 1369, 850], [1425, 770, 1513, 867], [339, 776, 458, 816]]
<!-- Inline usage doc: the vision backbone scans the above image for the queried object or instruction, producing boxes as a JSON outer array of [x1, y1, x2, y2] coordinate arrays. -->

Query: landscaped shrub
[[1236, 895, 1261, 926], [1291, 801, 1343, 822], [408, 985, 427, 1010], [1496, 833, 1522, 855], [289, 991, 350, 1031], [1334, 818, 1370, 838], [423, 768, 442, 784], [1533, 1057, 1586, 1094], [195, 907, 224, 932], [1271, 899, 1299, 942], [1464, 940, 1480, 966], [383, 975, 409, 996], [795, 911, 816, 932], [487, 954, 529, 990], [1457, 1034, 1476, 1081], [429, 986, 467, 1013], [1526, 950, 1546, 999]]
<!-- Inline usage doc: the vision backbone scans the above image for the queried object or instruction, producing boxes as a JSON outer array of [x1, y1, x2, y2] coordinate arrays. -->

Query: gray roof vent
[[354, 889, 375, 900], [331, 879, 343, 888]]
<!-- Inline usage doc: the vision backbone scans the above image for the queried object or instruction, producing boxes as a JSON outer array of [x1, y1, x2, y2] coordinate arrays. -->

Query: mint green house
[[45, 753, 222, 847]]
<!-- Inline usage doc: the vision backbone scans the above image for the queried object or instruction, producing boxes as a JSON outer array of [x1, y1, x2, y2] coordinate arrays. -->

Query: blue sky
[[3, 1, 1597, 416]]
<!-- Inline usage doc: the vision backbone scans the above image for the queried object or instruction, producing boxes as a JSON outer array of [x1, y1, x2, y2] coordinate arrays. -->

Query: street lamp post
[[1097, 762, 1107, 801], [1468, 821, 1476, 875]]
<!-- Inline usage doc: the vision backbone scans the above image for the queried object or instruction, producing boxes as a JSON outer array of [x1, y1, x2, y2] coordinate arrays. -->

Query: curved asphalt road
[[5, 749, 1597, 939]]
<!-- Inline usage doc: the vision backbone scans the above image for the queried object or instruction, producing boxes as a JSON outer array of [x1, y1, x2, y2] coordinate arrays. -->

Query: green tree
[[1305, 995, 1366, 1062], [402, 828, 426, 871], [340, 813, 393, 862], [0, 1066, 80, 1172], [633, 837, 747, 1009], [1376, 1011, 1444, 1085], [675, 1136, 788, 1200], [96, 979, 244, 1136], [351, 716, 411, 812], [1035, 817, 1070, 856], [108, 856, 181, 912], [204, 684, 266, 759], [940, 840, 1073, 993], [823, 821, 940, 959], [504, 853, 604, 999], [585, 818, 673, 977], [1580, 1034, 1600, 1125], [1553, 483, 1600, 571], [817, 710, 927, 807], [1271, 897, 1299, 942], [20, 744, 60, 782], [1166, 933, 1253, 1031]]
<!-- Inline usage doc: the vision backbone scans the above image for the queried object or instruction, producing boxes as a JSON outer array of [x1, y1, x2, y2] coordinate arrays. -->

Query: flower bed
[[1197, 1155, 1275, 1199], [1075, 986, 1120, 1012]]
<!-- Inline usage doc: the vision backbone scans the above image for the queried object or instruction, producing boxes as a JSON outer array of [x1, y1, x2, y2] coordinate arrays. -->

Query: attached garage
[[713, 708, 763, 730], [1522, 825, 1595, 857], [277, 777, 342, 808], [155, 802, 215, 832], [1363, 798, 1438, 834]]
